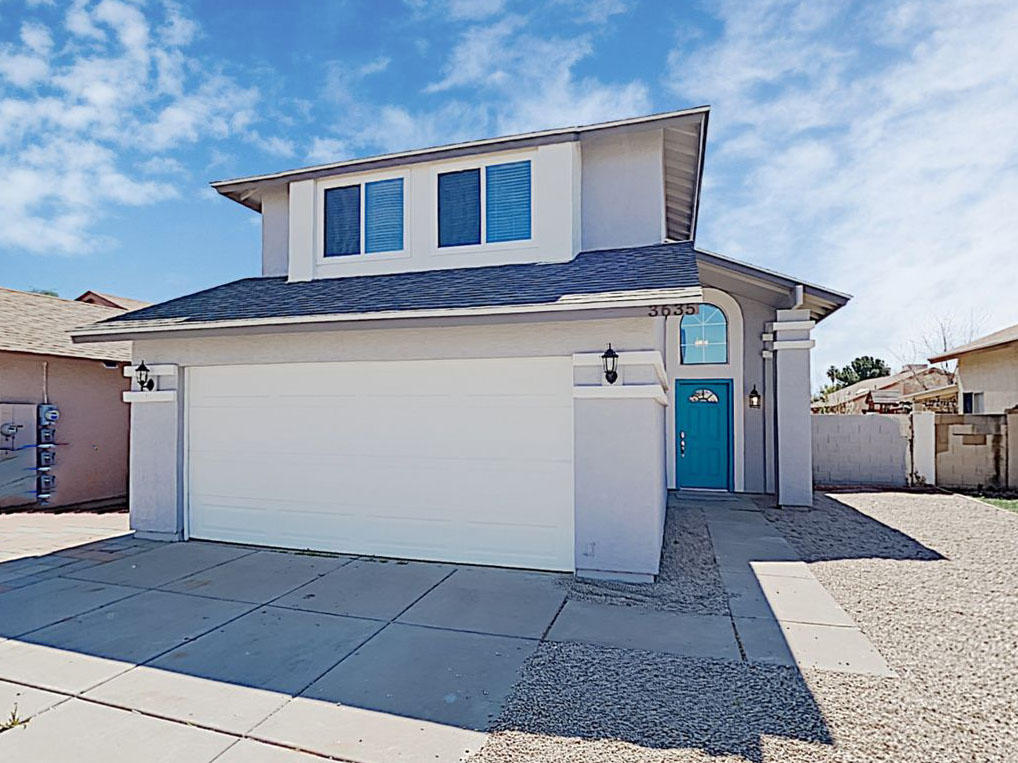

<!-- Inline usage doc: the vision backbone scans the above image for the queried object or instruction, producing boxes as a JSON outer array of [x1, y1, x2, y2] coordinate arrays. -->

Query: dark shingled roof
[[95, 242, 700, 328]]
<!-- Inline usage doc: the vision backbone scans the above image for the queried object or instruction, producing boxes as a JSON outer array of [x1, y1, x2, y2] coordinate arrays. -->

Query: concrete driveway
[[0, 531, 574, 761], [0, 496, 895, 762]]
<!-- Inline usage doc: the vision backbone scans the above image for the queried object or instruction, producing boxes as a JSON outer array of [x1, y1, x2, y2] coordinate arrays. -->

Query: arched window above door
[[680, 304, 728, 364]]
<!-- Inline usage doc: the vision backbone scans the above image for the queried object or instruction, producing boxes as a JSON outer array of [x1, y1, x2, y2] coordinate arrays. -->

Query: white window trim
[[315, 168, 411, 264], [429, 150, 538, 257], [679, 303, 730, 366]]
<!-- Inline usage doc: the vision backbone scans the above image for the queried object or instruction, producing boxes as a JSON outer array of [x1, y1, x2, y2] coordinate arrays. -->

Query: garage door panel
[[189, 358, 571, 401], [190, 400, 573, 462], [187, 358, 574, 570], [190, 452, 571, 518]]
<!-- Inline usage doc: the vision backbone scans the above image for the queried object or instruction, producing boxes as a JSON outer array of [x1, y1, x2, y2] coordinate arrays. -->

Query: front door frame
[[674, 378, 734, 491]]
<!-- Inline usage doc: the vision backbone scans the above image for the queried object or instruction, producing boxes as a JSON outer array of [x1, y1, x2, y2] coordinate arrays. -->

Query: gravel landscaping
[[565, 494, 728, 615], [473, 491, 1018, 762]]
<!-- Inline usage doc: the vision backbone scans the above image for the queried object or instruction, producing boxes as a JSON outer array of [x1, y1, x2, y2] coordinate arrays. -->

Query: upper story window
[[438, 160, 531, 248], [680, 304, 728, 364], [324, 178, 404, 257]]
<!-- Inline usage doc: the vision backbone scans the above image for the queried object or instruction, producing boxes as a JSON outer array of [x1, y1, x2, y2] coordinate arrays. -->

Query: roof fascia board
[[695, 248, 851, 305], [70, 286, 703, 343], [689, 110, 708, 242], [929, 337, 1018, 363]]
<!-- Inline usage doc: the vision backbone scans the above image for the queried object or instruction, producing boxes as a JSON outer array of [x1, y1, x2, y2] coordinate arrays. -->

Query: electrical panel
[[0, 402, 60, 508]]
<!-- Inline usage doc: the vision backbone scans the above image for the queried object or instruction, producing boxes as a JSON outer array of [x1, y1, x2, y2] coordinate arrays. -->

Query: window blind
[[365, 178, 404, 253], [324, 185, 360, 257], [438, 168, 481, 247], [485, 160, 531, 243]]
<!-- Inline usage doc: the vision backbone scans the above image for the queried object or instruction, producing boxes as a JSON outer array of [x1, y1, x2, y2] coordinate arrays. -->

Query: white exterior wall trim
[[768, 320, 815, 332], [772, 340, 815, 350], [122, 364, 178, 378], [573, 385, 668, 406], [123, 390, 176, 403]]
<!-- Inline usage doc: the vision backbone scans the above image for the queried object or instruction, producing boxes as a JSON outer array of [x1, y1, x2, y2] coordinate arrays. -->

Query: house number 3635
[[647, 304, 699, 317]]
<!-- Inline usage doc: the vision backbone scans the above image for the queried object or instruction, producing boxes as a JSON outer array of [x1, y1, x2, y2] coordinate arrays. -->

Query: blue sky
[[1, 0, 1016, 386]]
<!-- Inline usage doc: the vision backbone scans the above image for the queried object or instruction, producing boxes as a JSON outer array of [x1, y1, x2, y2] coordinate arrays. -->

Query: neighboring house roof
[[867, 389, 902, 405], [929, 322, 1018, 362], [70, 242, 850, 343], [901, 383, 958, 402], [75, 291, 152, 311], [0, 288, 131, 362], [822, 366, 950, 407]]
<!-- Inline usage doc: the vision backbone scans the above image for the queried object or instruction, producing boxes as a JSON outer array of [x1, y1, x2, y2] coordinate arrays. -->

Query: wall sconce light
[[748, 384, 762, 408], [135, 361, 155, 392], [601, 344, 619, 385]]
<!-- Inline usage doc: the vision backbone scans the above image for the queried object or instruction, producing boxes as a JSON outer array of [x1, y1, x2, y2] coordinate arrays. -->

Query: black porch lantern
[[601, 344, 619, 385], [748, 384, 762, 408], [135, 361, 155, 392]]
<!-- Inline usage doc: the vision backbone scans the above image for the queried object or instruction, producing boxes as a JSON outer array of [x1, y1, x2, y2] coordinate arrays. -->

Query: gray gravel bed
[[474, 491, 1018, 761], [471, 641, 828, 763], [564, 494, 728, 615]]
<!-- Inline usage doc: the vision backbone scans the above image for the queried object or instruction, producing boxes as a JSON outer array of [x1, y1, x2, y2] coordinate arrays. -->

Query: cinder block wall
[[812, 414, 910, 487], [935, 414, 1007, 489]]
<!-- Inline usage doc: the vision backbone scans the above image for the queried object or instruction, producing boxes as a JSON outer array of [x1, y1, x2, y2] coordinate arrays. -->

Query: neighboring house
[[813, 364, 953, 414], [929, 322, 1018, 414], [0, 288, 133, 509], [75, 291, 151, 311], [72, 107, 849, 582], [900, 383, 959, 413]]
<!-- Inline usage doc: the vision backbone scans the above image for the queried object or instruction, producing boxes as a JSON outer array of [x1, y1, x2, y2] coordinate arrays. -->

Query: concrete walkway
[[691, 491, 892, 676]]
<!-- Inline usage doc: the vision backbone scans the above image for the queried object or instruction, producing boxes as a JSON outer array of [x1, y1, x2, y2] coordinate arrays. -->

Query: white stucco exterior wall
[[574, 397, 666, 581], [260, 184, 289, 277], [127, 368, 182, 540], [284, 143, 580, 282], [580, 129, 666, 251]]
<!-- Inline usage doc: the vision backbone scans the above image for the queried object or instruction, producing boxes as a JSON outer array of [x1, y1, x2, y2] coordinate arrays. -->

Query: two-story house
[[72, 107, 849, 582]]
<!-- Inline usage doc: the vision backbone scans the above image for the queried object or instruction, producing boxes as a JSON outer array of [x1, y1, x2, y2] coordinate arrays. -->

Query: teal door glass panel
[[676, 380, 732, 489]]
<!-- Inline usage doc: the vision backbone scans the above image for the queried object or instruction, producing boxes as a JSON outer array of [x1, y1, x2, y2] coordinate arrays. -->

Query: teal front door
[[676, 380, 732, 490]]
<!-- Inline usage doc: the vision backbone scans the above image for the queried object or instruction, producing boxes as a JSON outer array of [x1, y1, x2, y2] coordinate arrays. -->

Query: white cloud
[[0, 50, 49, 87], [447, 0, 505, 21], [667, 0, 1018, 388], [321, 11, 648, 155], [306, 136, 350, 164], [0, 0, 285, 255], [138, 156, 186, 175], [20, 21, 53, 53]]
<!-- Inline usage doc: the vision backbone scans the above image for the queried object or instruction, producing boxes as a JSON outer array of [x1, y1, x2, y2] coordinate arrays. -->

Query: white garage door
[[186, 357, 574, 571]]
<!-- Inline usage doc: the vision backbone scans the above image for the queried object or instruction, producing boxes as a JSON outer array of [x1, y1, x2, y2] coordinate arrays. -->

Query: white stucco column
[[765, 309, 815, 507], [123, 363, 182, 541], [572, 350, 669, 583], [761, 348, 777, 495]]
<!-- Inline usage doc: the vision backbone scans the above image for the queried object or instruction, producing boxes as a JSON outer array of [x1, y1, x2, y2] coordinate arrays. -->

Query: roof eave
[[693, 247, 851, 321], [212, 106, 712, 212], [70, 285, 704, 343], [931, 345, 1003, 364]]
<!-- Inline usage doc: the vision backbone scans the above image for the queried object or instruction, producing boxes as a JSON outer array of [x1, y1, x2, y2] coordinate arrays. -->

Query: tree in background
[[29, 288, 59, 297], [821, 356, 891, 396]]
